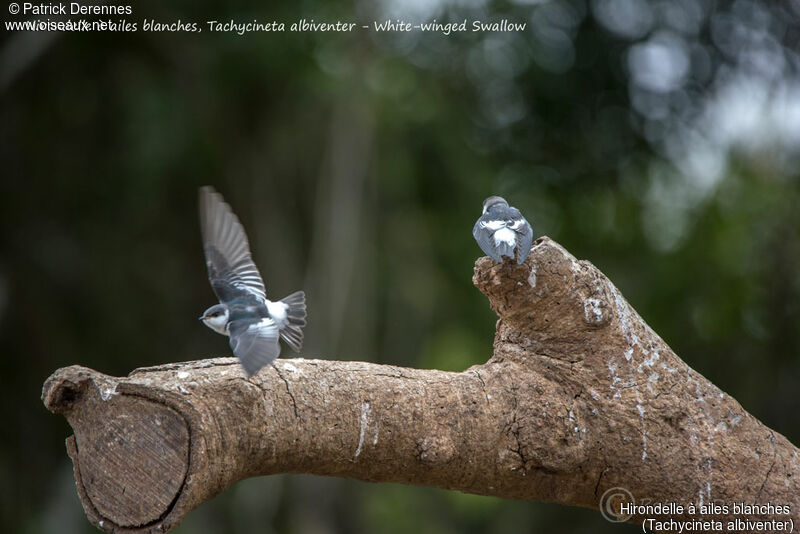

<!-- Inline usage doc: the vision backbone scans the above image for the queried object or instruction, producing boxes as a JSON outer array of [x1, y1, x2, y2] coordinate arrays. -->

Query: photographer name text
[[5, 4, 527, 35]]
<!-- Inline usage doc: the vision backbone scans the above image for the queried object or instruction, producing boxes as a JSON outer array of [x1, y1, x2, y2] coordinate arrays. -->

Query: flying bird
[[198, 186, 306, 376], [472, 195, 534, 264]]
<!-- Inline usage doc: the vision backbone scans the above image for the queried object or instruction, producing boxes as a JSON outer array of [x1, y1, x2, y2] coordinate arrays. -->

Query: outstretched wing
[[229, 319, 281, 376], [199, 186, 267, 303], [472, 216, 502, 261]]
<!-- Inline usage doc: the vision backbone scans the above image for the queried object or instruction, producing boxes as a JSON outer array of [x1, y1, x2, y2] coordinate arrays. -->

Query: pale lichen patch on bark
[[354, 400, 371, 459]]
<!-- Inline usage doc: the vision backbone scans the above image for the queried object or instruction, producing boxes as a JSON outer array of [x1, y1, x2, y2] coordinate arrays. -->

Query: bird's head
[[200, 304, 230, 335], [482, 195, 508, 214]]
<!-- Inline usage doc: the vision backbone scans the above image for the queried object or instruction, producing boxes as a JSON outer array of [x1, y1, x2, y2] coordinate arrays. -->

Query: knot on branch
[[472, 237, 614, 363], [42, 366, 97, 415]]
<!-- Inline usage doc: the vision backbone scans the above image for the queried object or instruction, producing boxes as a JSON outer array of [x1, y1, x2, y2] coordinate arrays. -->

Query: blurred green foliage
[[1, 0, 798, 532]]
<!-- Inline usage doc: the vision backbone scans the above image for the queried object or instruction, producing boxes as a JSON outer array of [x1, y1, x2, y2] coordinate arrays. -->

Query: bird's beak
[[198, 315, 205, 321]]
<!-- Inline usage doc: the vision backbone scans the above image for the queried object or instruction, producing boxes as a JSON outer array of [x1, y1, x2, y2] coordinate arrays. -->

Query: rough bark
[[42, 237, 800, 533]]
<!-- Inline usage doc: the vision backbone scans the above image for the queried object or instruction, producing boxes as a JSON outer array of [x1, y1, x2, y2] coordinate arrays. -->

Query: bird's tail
[[496, 242, 515, 261], [279, 290, 306, 352]]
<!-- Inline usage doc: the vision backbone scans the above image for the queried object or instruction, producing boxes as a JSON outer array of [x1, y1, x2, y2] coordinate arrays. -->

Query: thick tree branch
[[42, 237, 800, 533]]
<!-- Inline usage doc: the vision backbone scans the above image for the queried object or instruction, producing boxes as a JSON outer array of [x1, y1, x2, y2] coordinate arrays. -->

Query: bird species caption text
[[6, 4, 526, 34], [600, 488, 794, 532]]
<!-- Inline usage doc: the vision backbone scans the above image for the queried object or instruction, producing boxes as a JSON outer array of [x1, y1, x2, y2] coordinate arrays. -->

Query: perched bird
[[198, 186, 306, 376], [472, 195, 534, 264]]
